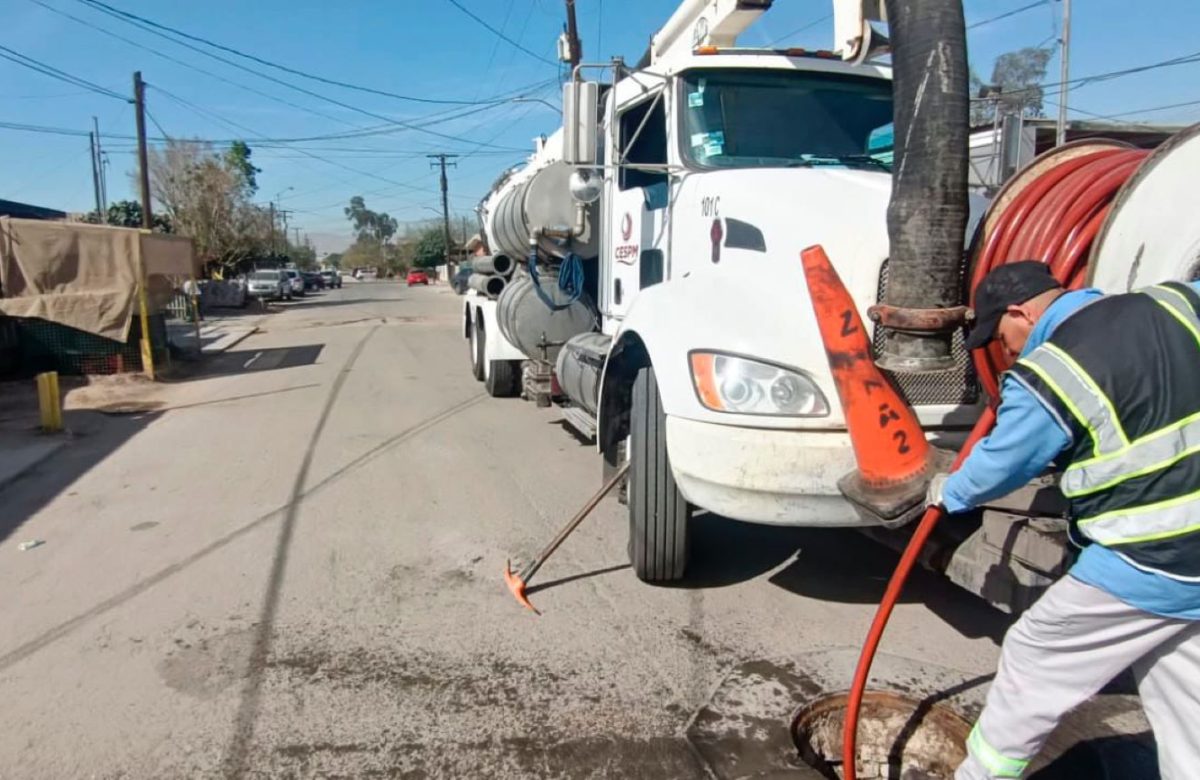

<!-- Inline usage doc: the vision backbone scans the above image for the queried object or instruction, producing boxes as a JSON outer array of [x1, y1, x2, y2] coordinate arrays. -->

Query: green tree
[[344, 195, 397, 243], [324, 252, 343, 269], [288, 240, 318, 270], [84, 200, 172, 232], [412, 227, 448, 269], [223, 140, 261, 196], [970, 47, 1054, 126], [342, 237, 385, 270]]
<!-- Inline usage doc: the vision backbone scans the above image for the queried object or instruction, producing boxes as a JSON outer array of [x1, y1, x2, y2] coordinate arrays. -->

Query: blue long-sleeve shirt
[[943, 281, 1200, 619]]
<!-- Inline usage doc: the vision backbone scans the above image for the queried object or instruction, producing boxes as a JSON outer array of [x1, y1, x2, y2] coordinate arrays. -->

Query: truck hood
[[672, 166, 893, 293], [615, 166, 984, 431]]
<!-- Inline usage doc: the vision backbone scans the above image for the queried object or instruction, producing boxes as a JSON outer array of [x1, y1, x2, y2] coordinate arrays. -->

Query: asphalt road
[[0, 281, 1033, 778]]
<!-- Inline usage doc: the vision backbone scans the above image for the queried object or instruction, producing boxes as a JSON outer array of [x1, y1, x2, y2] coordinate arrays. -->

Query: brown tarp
[[0, 218, 196, 342]]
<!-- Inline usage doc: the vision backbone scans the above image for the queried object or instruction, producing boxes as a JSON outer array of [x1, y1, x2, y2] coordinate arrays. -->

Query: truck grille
[[872, 260, 981, 406]]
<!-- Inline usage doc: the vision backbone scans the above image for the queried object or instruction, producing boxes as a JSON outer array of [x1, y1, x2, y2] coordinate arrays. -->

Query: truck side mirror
[[562, 81, 599, 166]]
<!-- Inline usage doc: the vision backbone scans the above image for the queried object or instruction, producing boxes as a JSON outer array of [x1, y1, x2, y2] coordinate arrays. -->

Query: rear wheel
[[485, 358, 521, 398], [629, 366, 690, 582], [470, 315, 484, 381], [478, 320, 520, 397]]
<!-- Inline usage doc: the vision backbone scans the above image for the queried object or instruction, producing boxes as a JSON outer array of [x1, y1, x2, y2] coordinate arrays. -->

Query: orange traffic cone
[[801, 245, 941, 522]]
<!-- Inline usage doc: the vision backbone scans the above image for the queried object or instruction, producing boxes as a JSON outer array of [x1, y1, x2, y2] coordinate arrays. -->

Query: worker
[[925, 260, 1200, 780]]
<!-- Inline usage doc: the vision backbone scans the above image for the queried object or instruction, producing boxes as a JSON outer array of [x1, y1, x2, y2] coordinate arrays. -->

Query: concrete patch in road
[[158, 625, 256, 700]]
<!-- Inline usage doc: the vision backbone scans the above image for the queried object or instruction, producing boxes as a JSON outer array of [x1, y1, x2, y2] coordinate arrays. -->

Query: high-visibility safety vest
[[1008, 282, 1200, 581]]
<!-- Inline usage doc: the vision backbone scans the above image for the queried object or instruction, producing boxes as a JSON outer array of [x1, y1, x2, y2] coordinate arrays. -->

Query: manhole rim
[[790, 688, 973, 780]]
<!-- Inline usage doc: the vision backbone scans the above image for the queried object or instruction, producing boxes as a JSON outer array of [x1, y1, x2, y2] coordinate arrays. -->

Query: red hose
[[840, 147, 1148, 780]]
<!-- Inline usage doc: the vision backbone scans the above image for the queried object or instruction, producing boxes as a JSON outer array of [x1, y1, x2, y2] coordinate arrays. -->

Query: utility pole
[[133, 72, 153, 229], [89, 131, 103, 218], [564, 0, 582, 70], [280, 210, 292, 252], [1055, 0, 1072, 147], [427, 153, 459, 268], [293, 227, 301, 247], [269, 202, 277, 253], [99, 154, 108, 211], [132, 70, 155, 380], [93, 116, 106, 214]]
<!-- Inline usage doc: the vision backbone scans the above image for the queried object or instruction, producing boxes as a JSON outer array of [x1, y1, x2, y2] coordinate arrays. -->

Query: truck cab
[[558, 48, 978, 581]]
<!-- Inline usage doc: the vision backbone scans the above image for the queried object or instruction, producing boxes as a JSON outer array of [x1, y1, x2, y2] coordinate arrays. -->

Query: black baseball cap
[[965, 261, 1062, 350]]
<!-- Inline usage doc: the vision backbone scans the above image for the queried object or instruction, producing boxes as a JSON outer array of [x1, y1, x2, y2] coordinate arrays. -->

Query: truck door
[[604, 90, 669, 323]]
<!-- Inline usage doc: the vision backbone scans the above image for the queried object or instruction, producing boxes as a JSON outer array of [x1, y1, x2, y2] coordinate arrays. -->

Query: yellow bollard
[[36, 371, 62, 432]]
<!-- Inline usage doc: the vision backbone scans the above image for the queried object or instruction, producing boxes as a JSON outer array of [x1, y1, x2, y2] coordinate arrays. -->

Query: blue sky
[[4, 0, 1199, 254]]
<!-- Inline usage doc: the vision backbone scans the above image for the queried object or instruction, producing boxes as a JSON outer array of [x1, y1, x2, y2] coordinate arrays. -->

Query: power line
[[143, 106, 170, 139], [967, 0, 1050, 31], [0, 43, 127, 101], [1046, 96, 1200, 123], [150, 84, 447, 199], [444, 0, 558, 66], [0, 111, 542, 150], [38, 0, 551, 154], [71, 0, 542, 150], [75, 0, 524, 106], [26, 0, 379, 134], [971, 47, 1200, 102], [472, 0, 515, 101], [765, 14, 832, 47]]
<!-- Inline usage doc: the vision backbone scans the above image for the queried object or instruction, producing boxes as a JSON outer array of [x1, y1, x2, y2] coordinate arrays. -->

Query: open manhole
[[791, 690, 970, 780]]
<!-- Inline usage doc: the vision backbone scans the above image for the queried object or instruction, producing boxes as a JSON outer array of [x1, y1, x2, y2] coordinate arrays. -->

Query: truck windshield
[[680, 69, 894, 170]]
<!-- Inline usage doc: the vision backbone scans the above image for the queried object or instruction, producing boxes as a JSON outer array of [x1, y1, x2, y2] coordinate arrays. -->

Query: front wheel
[[628, 366, 690, 582]]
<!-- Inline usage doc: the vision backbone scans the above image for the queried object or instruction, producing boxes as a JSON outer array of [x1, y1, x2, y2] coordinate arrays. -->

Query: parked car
[[407, 269, 430, 286], [284, 269, 305, 297], [320, 269, 342, 289], [302, 271, 325, 291], [247, 269, 290, 301], [451, 264, 473, 294]]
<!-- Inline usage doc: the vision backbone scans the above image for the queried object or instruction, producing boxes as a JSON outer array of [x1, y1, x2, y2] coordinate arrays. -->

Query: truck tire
[[629, 366, 690, 582], [470, 316, 484, 381], [477, 319, 520, 397], [486, 358, 521, 398]]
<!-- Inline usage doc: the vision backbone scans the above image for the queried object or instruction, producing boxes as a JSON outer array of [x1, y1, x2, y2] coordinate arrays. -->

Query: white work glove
[[926, 473, 950, 509]]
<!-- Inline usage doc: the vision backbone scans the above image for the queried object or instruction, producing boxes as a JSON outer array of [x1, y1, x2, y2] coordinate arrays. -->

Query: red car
[[406, 269, 429, 286]]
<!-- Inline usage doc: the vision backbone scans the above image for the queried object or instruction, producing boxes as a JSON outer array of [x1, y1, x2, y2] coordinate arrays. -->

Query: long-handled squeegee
[[503, 462, 630, 614]]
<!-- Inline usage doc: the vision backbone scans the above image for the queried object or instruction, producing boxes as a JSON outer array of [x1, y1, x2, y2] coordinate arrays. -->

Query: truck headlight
[[689, 352, 829, 416]]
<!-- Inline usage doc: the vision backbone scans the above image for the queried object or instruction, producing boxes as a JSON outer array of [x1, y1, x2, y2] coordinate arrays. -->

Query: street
[[0, 282, 1044, 778]]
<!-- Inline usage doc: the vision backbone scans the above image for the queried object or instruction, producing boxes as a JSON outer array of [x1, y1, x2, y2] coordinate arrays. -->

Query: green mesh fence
[[13, 315, 167, 375]]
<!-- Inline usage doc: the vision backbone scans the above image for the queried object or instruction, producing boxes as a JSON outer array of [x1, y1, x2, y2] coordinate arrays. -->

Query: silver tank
[[496, 275, 596, 363], [482, 131, 598, 262], [555, 331, 612, 416]]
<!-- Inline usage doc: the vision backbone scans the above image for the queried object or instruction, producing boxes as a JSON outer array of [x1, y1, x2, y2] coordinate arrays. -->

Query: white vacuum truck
[[462, 0, 1200, 614], [464, 0, 966, 579]]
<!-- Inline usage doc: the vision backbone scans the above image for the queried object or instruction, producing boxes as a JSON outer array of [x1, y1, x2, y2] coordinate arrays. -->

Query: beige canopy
[[0, 218, 196, 342]]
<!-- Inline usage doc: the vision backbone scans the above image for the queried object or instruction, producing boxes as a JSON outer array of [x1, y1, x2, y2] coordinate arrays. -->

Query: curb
[[201, 325, 258, 355]]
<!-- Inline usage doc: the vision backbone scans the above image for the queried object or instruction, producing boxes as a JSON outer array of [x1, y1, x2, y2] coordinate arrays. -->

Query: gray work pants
[[956, 575, 1200, 779]]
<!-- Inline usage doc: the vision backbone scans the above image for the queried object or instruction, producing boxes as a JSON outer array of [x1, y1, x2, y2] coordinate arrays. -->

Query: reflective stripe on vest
[[1060, 286, 1200, 497], [1078, 488, 1200, 546], [1016, 343, 1129, 458], [1144, 284, 1200, 349], [1063, 411, 1200, 497]]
